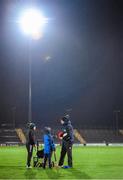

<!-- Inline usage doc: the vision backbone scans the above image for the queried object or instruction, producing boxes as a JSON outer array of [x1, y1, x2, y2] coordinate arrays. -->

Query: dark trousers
[[43, 153, 52, 168], [26, 144, 33, 167], [58, 141, 73, 167]]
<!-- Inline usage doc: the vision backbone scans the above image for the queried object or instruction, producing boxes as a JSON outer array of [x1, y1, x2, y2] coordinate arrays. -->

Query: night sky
[[0, 0, 123, 128]]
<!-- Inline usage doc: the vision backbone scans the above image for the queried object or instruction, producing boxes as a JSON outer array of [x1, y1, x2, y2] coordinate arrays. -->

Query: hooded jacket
[[44, 133, 55, 154]]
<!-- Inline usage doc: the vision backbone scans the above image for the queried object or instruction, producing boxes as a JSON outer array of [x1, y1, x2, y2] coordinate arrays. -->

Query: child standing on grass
[[43, 127, 55, 169]]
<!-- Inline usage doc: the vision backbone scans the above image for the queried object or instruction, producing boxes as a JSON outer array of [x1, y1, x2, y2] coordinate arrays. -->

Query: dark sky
[[0, 0, 123, 128]]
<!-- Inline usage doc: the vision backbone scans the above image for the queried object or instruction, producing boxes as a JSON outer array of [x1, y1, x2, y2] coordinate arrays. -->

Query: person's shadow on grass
[[45, 167, 91, 179], [24, 169, 36, 179], [67, 167, 91, 179], [45, 167, 63, 179]]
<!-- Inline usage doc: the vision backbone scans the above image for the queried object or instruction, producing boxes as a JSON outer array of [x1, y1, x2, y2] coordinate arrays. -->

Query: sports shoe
[[58, 165, 64, 168], [26, 165, 32, 169], [63, 165, 72, 169]]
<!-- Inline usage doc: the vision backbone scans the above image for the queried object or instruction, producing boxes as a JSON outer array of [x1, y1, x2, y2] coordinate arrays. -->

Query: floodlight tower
[[19, 8, 48, 123]]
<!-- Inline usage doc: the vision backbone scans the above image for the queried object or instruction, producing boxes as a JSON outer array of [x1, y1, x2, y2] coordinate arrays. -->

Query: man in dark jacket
[[58, 115, 74, 168], [26, 123, 36, 168]]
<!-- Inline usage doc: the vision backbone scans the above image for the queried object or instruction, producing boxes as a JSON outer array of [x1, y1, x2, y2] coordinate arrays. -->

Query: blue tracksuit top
[[44, 134, 55, 154]]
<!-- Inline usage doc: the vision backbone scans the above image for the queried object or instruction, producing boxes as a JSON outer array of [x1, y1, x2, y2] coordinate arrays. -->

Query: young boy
[[43, 127, 55, 169]]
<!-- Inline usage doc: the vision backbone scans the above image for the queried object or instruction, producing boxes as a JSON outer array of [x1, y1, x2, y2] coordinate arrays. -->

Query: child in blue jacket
[[43, 127, 55, 168]]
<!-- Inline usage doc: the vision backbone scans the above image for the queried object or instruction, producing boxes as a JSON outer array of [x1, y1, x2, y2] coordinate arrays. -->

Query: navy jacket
[[61, 120, 74, 143]]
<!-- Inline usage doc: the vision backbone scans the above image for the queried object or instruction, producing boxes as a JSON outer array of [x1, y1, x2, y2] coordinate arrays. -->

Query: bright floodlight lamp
[[18, 8, 48, 122], [19, 8, 48, 38]]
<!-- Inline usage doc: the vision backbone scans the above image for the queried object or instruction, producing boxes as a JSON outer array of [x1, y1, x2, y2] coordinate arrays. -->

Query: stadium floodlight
[[19, 8, 48, 37], [18, 8, 48, 123]]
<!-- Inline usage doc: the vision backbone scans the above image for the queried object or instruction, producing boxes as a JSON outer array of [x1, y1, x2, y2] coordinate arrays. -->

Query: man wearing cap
[[58, 115, 74, 168], [26, 123, 36, 168]]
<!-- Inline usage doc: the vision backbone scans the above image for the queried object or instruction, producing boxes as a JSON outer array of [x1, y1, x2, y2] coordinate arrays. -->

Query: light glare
[[19, 9, 48, 36]]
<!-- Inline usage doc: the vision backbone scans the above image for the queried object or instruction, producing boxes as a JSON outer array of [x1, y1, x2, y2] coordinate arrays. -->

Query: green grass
[[0, 146, 123, 179]]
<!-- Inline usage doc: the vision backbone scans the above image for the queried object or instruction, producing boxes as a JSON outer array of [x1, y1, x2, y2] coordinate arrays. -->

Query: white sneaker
[[58, 165, 64, 168], [26, 165, 32, 169]]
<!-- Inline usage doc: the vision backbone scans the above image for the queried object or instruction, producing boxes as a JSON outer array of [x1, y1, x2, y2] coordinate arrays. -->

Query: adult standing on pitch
[[26, 123, 36, 168], [58, 115, 74, 168]]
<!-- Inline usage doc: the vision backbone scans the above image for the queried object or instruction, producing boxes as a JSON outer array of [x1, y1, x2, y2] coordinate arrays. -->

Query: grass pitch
[[0, 145, 123, 179]]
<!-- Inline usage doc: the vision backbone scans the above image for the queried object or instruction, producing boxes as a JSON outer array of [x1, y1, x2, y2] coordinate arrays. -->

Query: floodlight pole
[[19, 8, 48, 124], [28, 38, 32, 123]]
